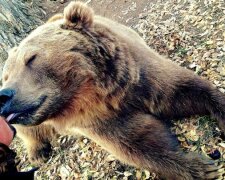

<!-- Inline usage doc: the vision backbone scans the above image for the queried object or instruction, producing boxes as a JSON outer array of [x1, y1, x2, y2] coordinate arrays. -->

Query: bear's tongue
[[6, 113, 17, 122]]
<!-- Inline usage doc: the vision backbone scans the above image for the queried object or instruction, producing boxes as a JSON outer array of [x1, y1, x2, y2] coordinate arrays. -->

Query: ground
[[11, 0, 225, 179]]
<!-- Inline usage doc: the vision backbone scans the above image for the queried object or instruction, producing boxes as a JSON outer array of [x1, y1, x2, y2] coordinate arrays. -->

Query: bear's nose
[[0, 88, 15, 114]]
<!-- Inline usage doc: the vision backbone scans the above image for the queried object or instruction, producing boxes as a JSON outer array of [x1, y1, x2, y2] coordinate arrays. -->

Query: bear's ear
[[63, 1, 94, 29], [47, 14, 64, 23]]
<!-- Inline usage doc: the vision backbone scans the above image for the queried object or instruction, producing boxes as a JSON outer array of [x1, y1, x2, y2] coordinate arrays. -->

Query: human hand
[[0, 116, 15, 146]]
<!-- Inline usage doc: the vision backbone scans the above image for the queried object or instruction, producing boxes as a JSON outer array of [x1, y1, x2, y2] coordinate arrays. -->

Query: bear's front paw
[[27, 142, 52, 166]]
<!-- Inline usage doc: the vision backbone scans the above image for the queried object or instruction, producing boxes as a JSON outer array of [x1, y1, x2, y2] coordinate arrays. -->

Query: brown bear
[[0, 1, 224, 179]]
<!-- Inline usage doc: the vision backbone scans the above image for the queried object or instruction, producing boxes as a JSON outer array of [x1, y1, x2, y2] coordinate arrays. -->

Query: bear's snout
[[0, 88, 15, 115], [0, 87, 48, 125]]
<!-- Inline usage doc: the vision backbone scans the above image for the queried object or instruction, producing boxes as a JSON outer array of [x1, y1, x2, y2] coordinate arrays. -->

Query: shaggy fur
[[0, 1, 224, 179]]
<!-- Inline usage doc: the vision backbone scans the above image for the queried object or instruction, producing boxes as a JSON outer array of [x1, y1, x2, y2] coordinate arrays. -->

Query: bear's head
[[0, 2, 132, 126]]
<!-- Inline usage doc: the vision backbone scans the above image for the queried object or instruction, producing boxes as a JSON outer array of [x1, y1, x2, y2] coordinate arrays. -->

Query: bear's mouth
[[4, 95, 47, 125], [6, 107, 38, 124]]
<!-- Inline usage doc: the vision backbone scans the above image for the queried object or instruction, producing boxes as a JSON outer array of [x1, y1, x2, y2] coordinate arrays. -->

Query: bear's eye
[[25, 54, 36, 66]]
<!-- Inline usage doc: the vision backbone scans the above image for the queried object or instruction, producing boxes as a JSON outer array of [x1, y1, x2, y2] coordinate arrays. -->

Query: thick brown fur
[[1, 1, 225, 179]]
